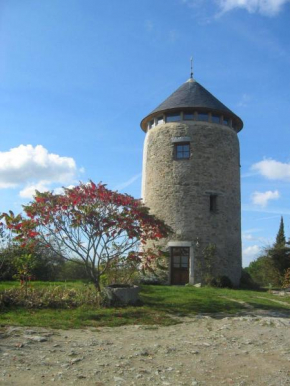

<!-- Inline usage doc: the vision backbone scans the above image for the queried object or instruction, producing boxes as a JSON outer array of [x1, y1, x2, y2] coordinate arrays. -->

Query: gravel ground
[[1, 310, 290, 386]]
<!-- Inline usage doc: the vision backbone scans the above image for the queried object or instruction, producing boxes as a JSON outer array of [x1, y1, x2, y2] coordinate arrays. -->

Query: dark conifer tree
[[274, 216, 286, 247], [269, 216, 290, 281]]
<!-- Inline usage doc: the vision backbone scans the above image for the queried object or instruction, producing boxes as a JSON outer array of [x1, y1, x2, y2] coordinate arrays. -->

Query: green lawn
[[0, 281, 289, 329], [0, 280, 89, 291]]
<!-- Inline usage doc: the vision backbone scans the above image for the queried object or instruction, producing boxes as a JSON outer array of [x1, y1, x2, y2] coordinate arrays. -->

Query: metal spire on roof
[[190, 56, 193, 79], [186, 56, 194, 83]]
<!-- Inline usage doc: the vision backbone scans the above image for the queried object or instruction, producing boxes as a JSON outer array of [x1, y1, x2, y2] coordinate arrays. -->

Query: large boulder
[[101, 284, 141, 307]]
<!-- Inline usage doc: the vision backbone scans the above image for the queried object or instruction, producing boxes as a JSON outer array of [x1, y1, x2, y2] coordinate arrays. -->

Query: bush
[[245, 256, 282, 287], [58, 259, 90, 281], [139, 276, 162, 285], [239, 269, 260, 290], [210, 275, 233, 288], [283, 268, 290, 289], [0, 285, 99, 310]]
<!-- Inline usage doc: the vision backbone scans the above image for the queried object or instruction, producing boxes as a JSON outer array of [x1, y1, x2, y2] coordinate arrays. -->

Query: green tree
[[269, 217, 290, 277], [274, 216, 286, 247], [246, 218, 290, 287], [13, 253, 37, 295], [0, 222, 18, 280], [245, 254, 281, 287], [2, 181, 170, 291]]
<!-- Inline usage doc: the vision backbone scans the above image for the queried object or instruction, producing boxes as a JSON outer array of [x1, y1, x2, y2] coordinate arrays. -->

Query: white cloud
[[169, 30, 179, 43], [243, 228, 263, 234], [242, 203, 290, 215], [114, 173, 142, 192], [182, 0, 290, 16], [251, 190, 280, 207], [241, 171, 258, 178], [19, 183, 77, 199], [251, 158, 290, 181], [145, 20, 153, 32], [19, 181, 50, 199], [242, 245, 261, 266], [237, 93, 252, 107], [256, 215, 280, 221], [53, 185, 75, 195], [242, 231, 269, 244], [0, 145, 78, 190], [216, 0, 290, 16]]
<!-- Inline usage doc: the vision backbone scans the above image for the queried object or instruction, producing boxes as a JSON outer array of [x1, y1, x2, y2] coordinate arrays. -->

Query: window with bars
[[174, 143, 190, 160]]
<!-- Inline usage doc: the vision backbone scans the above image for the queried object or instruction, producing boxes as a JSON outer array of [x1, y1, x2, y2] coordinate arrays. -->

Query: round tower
[[140, 77, 243, 286]]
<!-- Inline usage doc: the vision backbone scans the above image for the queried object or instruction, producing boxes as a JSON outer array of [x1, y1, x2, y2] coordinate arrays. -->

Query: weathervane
[[190, 56, 193, 79]]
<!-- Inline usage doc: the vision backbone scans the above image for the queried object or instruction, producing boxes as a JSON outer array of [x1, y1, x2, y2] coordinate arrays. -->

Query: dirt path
[[1, 311, 290, 386]]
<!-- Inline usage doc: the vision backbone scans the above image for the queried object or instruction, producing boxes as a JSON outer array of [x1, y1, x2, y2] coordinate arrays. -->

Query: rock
[[24, 335, 48, 342], [24, 329, 38, 335], [140, 350, 150, 356], [6, 327, 22, 335], [101, 285, 140, 307], [113, 376, 124, 383], [71, 358, 83, 364], [68, 351, 78, 356]]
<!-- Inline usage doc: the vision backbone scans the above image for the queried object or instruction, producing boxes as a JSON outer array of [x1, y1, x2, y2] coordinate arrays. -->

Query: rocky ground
[[1, 310, 290, 386]]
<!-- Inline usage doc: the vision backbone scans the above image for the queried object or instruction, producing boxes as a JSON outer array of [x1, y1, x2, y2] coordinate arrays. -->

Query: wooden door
[[171, 247, 189, 285]]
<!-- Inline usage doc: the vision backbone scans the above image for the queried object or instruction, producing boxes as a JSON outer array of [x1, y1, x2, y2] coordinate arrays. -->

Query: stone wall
[[142, 121, 242, 286]]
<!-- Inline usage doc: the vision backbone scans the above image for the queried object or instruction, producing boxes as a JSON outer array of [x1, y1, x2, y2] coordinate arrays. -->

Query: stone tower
[[140, 76, 243, 286]]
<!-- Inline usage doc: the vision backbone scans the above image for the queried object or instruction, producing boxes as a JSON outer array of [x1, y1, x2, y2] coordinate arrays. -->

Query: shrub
[[240, 269, 260, 290], [0, 285, 99, 310], [283, 268, 290, 289], [139, 275, 163, 285], [2, 181, 170, 291], [245, 255, 282, 287], [58, 259, 90, 281], [210, 275, 233, 289]]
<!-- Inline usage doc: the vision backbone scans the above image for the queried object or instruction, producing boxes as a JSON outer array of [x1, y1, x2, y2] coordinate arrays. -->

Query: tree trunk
[[93, 278, 101, 292]]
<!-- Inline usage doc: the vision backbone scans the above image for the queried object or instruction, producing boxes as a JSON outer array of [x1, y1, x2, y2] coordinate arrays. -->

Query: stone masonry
[[142, 121, 242, 286]]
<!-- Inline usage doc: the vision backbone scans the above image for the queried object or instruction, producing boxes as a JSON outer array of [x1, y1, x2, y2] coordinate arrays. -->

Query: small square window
[[174, 142, 190, 160]]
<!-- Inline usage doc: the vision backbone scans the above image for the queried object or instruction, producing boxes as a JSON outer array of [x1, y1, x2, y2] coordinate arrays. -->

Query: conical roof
[[140, 78, 243, 132]]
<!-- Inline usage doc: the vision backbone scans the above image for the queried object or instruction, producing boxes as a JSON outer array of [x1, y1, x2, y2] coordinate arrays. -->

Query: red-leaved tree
[[1, 182, 170, 291]]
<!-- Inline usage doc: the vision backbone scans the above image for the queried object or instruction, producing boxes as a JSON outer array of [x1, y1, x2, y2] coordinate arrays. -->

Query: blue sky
[[0, 0, 290, 266]]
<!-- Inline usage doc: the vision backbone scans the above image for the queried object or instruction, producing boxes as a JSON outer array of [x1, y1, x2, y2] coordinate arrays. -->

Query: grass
[[0, 280, 90, 291], [0, 281, 289, 329]]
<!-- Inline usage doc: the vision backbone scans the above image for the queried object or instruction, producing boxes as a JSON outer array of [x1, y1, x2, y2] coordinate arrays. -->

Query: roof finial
[[190, 56, 193, 79]]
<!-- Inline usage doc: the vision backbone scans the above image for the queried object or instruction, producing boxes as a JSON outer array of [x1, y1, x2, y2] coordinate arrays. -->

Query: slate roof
[[140, 78, 243, 132]]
